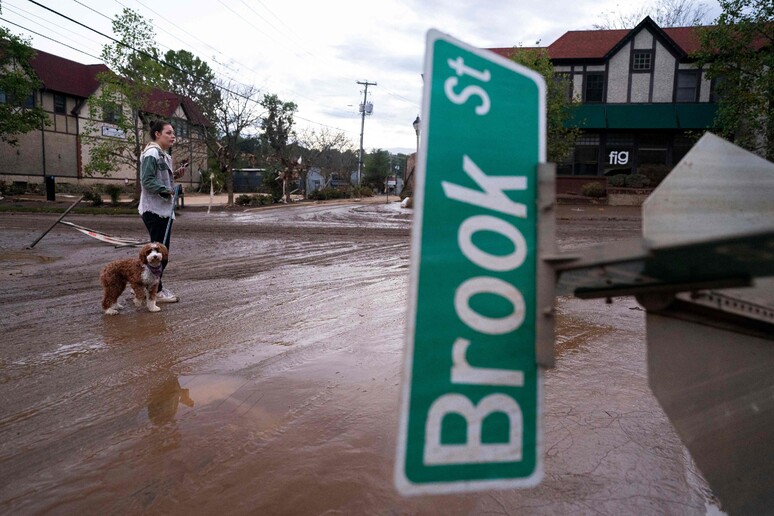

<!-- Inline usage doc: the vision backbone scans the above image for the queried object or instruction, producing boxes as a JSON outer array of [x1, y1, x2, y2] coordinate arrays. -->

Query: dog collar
[[147, 264, 163, 278]]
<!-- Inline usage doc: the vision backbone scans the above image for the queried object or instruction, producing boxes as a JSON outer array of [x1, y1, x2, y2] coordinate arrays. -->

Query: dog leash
[[163, 184, 182, 248]]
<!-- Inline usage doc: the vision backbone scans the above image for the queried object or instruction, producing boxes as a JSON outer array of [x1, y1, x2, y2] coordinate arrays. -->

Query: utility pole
[[356, 80, 376, 192]]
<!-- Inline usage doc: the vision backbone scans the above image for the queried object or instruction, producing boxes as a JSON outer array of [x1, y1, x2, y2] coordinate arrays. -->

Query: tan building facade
[[0, 49, 209, 190]]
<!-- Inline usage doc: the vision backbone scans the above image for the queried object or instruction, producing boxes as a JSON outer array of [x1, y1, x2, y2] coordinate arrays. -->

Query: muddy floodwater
[[0, 201, 717, 514]]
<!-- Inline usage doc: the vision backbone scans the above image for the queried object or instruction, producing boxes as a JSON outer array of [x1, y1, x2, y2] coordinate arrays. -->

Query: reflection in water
[[100, 312, 169, 347], [147, 374, 194, 426], [141, 373, 195, 456]]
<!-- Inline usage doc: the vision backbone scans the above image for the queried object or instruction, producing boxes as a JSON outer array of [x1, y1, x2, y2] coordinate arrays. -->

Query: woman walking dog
[[139, 120, 187, 303]]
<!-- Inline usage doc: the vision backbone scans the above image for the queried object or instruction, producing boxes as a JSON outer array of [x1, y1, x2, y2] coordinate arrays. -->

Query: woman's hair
[[149, 120, 171, 141]]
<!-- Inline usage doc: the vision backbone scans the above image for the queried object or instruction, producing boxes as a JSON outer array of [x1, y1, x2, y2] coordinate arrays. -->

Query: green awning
[[606, 104, 677, 129], [568, 105, 606, 129], [676, 104, 717, 129], [565, 103, 717, 130]]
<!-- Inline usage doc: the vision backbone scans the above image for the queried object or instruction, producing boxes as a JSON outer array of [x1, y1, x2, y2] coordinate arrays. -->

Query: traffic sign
[[396, 30, 546, 495]]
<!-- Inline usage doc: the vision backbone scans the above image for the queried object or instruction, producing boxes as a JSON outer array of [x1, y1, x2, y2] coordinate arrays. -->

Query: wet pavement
[[0, 200, 719, 514]]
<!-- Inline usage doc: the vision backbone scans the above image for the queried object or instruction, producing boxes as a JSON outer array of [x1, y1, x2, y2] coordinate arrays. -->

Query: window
[[632, 51, 652, 71], [171, 118, 189, 139], [570, 133, 600, 175], [672, 134, 695, 164], [638, 133, 668, 166], [584, 73, 604, 103], [676, 71, 699, 102], [54, 94, 66, 114], [102, 102, 121, 124], [0, 90, 34, 107]]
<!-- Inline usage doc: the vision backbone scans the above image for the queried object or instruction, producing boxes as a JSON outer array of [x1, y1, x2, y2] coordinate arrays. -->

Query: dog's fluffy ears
[[139, 242, 168, 263]]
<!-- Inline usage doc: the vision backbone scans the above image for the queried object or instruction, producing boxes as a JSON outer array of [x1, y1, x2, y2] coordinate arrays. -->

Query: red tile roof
[[548, 29, 630, 59], [488, 21, 708, 61], [143, 88, 210, 127], [30, 49, 109, 98], [663, 26, 703, 54], [30, 48, 210, 126]]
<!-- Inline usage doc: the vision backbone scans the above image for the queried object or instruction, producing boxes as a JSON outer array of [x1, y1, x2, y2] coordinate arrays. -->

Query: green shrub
[[236, 193, 273, 206], [9, 182, 27, 195], [349, 186, 374, 198], [236, 194, 253, 206], [581, 181, 606, 198], [608, 174, 627, 187], [637, 165, 670, 187], [81, 190, 103, 206], [54, 182, 78, 194], [624, 174, 650, 188], [105, 184, 123, 205], [309, 187, 350, 201]]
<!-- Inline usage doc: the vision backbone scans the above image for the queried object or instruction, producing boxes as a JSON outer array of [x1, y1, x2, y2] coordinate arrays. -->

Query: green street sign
[[396, 30, 546, 495]]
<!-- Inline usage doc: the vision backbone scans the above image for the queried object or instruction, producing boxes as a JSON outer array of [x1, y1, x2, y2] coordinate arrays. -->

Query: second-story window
[[584, 73, 604, 103], [171, 118, 189, 139], [676, 70, 699, 102], [1, 90, 35, 108], [102, 102, 121, 124], [632, 50, 653, 71], [54, 93, 66, 114]]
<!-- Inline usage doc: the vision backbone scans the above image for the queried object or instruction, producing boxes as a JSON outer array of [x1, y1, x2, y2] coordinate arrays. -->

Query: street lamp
[[412, 115, 420, 153]]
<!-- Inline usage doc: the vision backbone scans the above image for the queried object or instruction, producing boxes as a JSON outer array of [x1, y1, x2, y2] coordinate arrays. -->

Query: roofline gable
[[605, 16, 687, 60]]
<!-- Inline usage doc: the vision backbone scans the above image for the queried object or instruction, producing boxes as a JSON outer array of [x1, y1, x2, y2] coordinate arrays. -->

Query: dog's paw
[[104, 307, 120, 315], [132, 297, 143, 308], [148, 305, 161, 312]]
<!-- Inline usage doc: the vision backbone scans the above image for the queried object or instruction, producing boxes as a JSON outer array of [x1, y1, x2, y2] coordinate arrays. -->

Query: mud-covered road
[[0, 200, 716, 514]]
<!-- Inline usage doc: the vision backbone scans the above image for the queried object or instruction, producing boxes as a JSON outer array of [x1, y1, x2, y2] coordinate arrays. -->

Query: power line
[[0, 16, 103, 61], [3, 0, 104, 56], [9, 0, 368, 137], [24, 0, 263, 105], [121, 0, 250, 83]]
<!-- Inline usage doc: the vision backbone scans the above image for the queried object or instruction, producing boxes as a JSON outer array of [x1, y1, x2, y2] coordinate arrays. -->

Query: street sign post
[[396, 30, 546, 495]]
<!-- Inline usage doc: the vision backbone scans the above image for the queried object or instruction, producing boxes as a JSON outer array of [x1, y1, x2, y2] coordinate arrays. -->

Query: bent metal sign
[[396, 30, 545, 494]]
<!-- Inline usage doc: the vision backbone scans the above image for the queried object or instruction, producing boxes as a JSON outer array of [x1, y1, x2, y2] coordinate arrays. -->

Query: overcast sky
[[1, 0, 722, 155]]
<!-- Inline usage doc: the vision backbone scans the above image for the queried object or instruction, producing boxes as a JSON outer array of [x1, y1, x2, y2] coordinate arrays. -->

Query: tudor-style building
[[0, 49, 209, 190], [492, 17, 717, 190]]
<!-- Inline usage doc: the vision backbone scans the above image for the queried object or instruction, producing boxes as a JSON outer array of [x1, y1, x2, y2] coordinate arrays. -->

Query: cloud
[[4, 0, 723, 154]]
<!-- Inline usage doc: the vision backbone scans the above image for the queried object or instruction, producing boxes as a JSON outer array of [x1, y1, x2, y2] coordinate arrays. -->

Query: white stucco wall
[[630, 74, 651, 102], [633, 30, 653, 49], [653, 41, 676, 102], [607, 46, 630, 103]]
